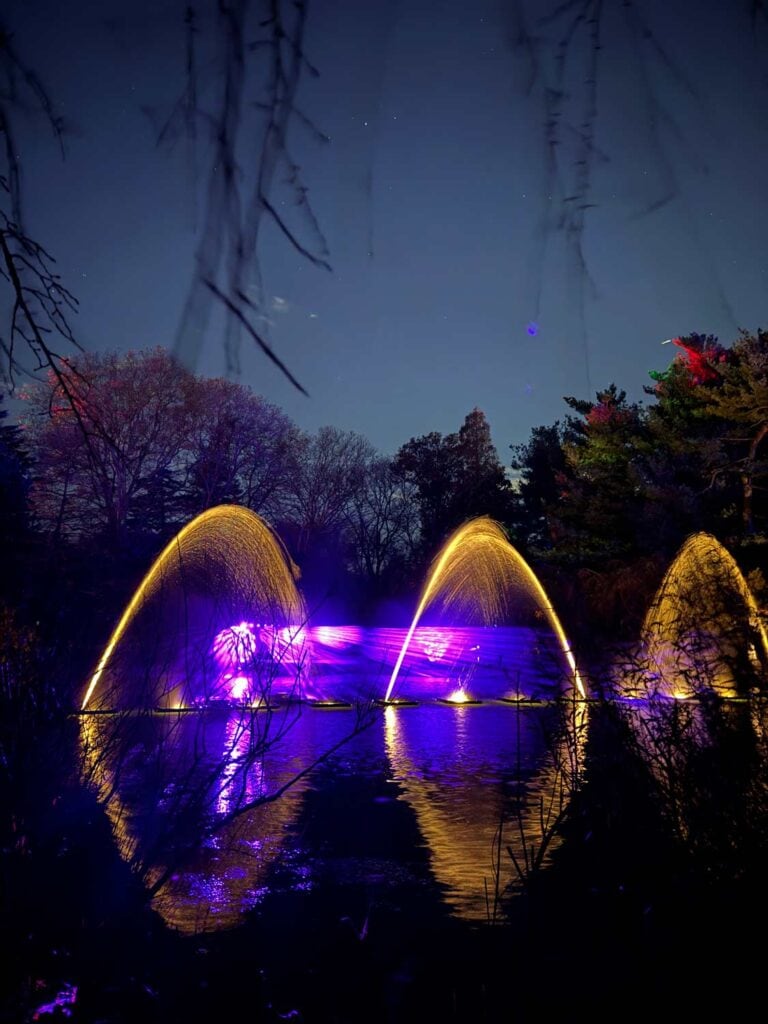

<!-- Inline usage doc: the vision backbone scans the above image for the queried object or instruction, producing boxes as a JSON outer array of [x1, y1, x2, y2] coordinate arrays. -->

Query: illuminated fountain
[[638, 532, 768, 699], [77, 504, 357, 931], [78, 507, 588, 933], [81, 505, 308, 711], [618, 534, 768, 862], [383, 517, 585, 703]]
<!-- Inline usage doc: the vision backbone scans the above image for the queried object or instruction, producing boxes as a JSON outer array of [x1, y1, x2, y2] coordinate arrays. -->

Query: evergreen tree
[[510, 422, 569, 548], [645, 332, 740, 541], [394, 409, 512, 562], [556, 385, 651, 558], [452, 408, 513, 525], [700, 328, 768, 535]]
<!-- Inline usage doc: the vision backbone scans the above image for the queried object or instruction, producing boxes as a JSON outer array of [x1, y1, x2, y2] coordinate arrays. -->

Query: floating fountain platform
[[307, 700, 353, 709], [375, 698, 419, 708], [437, 697, 483, 705]]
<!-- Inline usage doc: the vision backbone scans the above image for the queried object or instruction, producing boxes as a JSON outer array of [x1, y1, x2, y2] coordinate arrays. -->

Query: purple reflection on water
[[133, 701, 563, 929], [212, 621, 260, 669]]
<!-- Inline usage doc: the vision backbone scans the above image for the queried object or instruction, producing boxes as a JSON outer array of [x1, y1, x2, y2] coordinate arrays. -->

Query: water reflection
[[80, 700, 586, 933], [80, 705, 365, 933], [384, 701, 586, 919]]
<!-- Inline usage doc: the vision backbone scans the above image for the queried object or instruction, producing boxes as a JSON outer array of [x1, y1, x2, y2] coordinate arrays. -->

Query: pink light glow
[[32, 984, 78, 1020], [226, 674, 250, 701], [310, 625, 364, 649], [279, 626, 301, 645], [212, 622, 259, 669], [418, 628, 449, 662], [260, 624, 308, 666]]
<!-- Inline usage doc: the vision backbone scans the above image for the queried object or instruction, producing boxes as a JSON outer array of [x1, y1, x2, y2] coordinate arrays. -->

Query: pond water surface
[[81, 698, 586, 934]]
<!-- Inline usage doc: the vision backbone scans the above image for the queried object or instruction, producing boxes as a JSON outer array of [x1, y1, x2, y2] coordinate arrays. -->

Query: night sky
[[6, 0, 768, 457]]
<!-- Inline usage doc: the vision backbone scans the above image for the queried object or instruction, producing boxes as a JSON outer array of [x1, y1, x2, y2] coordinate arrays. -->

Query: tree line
[[2, 328, 767, 629], [511, 331, 768, 560], [1, 348, 513, 618]]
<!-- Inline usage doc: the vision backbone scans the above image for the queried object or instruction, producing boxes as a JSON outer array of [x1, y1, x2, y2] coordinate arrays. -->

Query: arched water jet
[[383, 517, 585, 702], [82, 505, 306, 711], [640, 532, 768, 699]]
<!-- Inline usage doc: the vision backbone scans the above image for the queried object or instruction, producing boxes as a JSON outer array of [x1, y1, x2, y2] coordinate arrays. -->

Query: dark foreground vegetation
[[2, 327, 768, 1021], [5, 687, 768, 1023]]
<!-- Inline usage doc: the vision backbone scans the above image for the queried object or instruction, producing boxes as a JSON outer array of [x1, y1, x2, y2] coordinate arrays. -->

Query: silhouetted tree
[[453, 408, 514, 525], [278, 426, 374, 612], [393, 430, 459, 561], [345, 456, 419, 593], [395, 409, 513, 564], [282, 426, 375, 553], [510, 422, 569, 548], [22, 349, 195, 546], [182, 376, 301, 520]]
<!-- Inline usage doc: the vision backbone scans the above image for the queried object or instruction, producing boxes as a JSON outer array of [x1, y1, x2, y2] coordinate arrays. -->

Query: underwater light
[[438, 689, 482, 705]]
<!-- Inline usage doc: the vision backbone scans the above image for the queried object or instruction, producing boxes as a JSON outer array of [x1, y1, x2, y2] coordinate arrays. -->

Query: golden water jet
[[383, 517, 584, 702]]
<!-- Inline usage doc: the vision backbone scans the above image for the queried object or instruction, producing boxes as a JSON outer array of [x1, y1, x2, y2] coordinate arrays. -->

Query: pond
[[80, 697, 586, 935]]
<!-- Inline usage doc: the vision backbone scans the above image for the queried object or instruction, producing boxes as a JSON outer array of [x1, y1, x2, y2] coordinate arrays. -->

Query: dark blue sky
[[7, 0, 768, 457]]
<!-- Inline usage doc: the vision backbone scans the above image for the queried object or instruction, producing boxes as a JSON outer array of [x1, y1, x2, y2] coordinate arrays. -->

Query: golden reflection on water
[[79, 707, 314, 934], [81, 700, 588, 933], [80, 713, 142, 866], [383, 700, 587, 920]]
